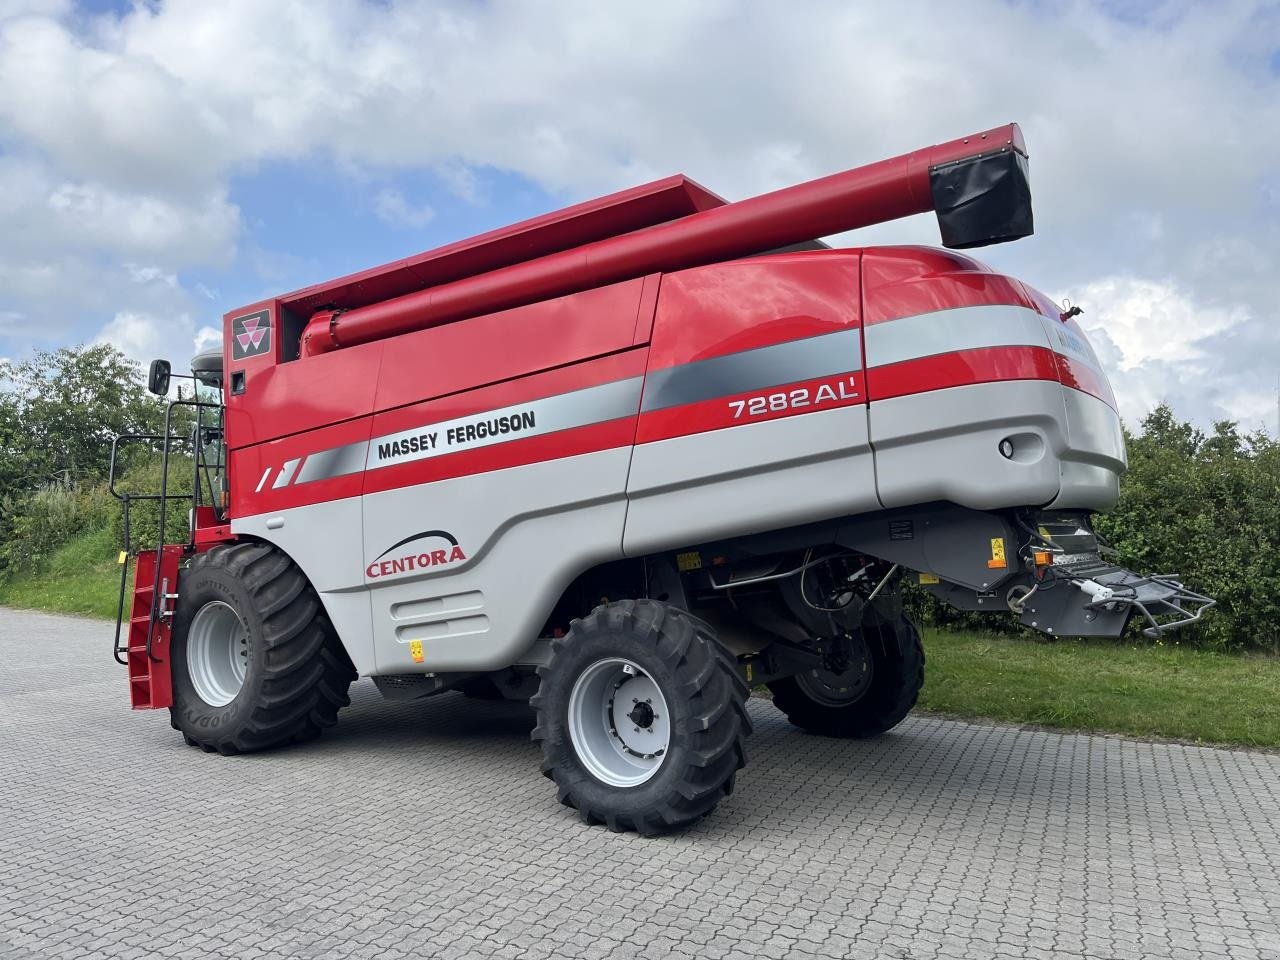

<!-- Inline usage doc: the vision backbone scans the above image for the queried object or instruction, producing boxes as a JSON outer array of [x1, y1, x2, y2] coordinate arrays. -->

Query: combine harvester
[[111, 123, 1212, 833]]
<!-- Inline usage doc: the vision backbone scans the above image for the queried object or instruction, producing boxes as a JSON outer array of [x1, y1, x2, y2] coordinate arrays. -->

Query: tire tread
[[172, 542, 356, 754]]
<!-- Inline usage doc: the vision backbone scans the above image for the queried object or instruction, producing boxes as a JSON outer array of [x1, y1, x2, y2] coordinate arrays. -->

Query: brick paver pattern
[[1, 608, 1278, 959]]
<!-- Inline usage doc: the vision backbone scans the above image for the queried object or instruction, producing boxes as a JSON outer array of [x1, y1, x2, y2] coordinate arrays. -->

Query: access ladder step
[[125, 546, 183, 710]]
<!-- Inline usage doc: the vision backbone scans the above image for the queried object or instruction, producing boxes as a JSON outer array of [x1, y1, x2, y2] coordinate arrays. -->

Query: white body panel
[[623, 406, 878, 554], [232, 498, 377, 675], [870, 380, 1069, 511], [360, 448, 631, 672]]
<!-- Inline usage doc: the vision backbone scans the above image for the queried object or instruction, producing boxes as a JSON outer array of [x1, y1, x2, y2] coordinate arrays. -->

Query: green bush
[[913, 405, 1280, 652], [0, 481, 114, 575], [1094, 407, 1280, 652], [107, 456, 196, 555]]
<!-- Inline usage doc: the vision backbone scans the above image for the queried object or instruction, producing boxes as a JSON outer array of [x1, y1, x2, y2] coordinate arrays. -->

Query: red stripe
[[1054, 354, 1117, 410], [867, 345, 1060, 400], [637, 371, 863, 444]]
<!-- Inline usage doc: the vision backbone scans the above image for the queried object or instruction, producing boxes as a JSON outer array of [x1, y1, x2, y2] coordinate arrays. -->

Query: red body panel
[[372, 277, 654, 415], [644, 255, 861, 372], [225, 326, 382, 449], [225, 244, 1116, 518], [861, 246, 1042, 325]]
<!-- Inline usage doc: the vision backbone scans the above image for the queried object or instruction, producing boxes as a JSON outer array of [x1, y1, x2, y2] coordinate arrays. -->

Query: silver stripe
[[294, 376, 645, 485], [641, 327, 863, 412], [272, 458, 301, 489], [254, 467, 273, 493], [296, 441, 370, 484], [864, 304, 1050, 368], [1039, 315, 1105, 374]]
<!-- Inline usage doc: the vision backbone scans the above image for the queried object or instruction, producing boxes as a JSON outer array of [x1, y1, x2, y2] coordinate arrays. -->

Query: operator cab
[[191, 347, 223, 390]]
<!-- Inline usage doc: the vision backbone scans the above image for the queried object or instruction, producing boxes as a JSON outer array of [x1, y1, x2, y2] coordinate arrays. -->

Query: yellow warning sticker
[[918, 572, 940, 585], [1038, 525, 1052, 539], [408, 639, 424, 664], [988, 537, 1008, 569], [676, 551, 702, 572], [117, 551, 128, 565]]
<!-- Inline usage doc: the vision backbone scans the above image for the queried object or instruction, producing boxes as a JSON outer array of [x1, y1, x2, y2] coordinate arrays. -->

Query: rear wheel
[[170, 542, 356, 755], [767, 616, 923, 738], [532, 600, 750, 834]]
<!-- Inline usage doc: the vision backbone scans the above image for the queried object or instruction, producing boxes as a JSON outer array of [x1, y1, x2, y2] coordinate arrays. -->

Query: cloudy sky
[[0, 0, 1276, 433]]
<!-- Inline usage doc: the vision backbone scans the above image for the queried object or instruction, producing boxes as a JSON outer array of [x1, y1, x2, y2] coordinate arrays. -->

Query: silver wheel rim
[[187, 601, 248, 707], [568, 658, 671, 787]]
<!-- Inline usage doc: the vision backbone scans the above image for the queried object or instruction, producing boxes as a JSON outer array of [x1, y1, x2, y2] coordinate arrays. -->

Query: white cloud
[[1068, 276, 1276, 433], [373, 187, 435, 229], [0, 0, 1276, 433], [93, 309, 205, 370], [1076, 277, 1245, 371], [0, 155, 238, 266], [193, 325, 221, 354], [0, 0, 68, 23]]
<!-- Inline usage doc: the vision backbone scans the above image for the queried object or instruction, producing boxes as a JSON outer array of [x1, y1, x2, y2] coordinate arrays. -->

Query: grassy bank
[[2, 541, 1277, 749], [0, 525, 123, 619], [919, 628, 1280, 749]]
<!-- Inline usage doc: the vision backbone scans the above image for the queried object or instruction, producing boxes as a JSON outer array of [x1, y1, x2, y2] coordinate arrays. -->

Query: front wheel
[[767, 616, 924, 738], [170, 542, 356, 755], [531, 600, 750, 835]]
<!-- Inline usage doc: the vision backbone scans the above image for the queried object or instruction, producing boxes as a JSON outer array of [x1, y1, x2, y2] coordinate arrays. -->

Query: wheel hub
[[186, 600, 249, 707], [627, 700, 656, 728], [568, 658, 672, 787], [797, 634, 874, 706]]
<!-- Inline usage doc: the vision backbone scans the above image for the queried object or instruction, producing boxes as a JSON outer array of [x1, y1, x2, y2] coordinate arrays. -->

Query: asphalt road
[[2, 606, 1279, 960]]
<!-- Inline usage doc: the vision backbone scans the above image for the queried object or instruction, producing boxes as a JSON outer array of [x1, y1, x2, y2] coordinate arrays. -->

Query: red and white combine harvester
[[112, 123, 1212, 833]]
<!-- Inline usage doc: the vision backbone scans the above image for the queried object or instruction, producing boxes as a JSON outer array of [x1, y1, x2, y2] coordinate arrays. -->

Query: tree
[[0, 344, 169, 501]]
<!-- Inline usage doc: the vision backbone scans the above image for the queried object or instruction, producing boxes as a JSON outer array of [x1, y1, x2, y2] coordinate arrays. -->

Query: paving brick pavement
[[2, 606, 1278, 960]]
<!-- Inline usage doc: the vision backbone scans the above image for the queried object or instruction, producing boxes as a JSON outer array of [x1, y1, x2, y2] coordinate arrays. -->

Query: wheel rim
[[186, 600, 249, 707], [567, 658, 671, 787], [796, 635, 874, 706]]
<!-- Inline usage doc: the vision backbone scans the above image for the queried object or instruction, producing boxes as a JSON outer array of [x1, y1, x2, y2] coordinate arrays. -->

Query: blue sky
[[0, 0, 1277, 432], [213, 161, 556, 310]]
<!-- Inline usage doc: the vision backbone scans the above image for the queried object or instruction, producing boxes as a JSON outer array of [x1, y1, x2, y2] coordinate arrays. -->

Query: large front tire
[[531, 600, 750, 835], [767, 616, 924, 738], [170, 542, 356, 755]]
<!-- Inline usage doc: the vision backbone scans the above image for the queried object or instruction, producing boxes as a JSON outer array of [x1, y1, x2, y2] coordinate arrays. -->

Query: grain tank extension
[[110, 123, 1213, 833]]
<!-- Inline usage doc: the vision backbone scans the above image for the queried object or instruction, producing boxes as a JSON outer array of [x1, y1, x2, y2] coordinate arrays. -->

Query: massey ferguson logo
[[232, 310, 271, 360], [366, 529, 467, 580]]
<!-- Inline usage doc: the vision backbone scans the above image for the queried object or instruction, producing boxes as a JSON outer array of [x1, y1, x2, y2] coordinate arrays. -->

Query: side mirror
[[147, 359, 171, 396]]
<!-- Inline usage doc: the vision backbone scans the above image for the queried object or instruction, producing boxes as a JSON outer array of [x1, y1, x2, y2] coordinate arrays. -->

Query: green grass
[[0, 525, 125, 620], [3, 537, 1278, 749], [919, 627, 1280, 749]]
